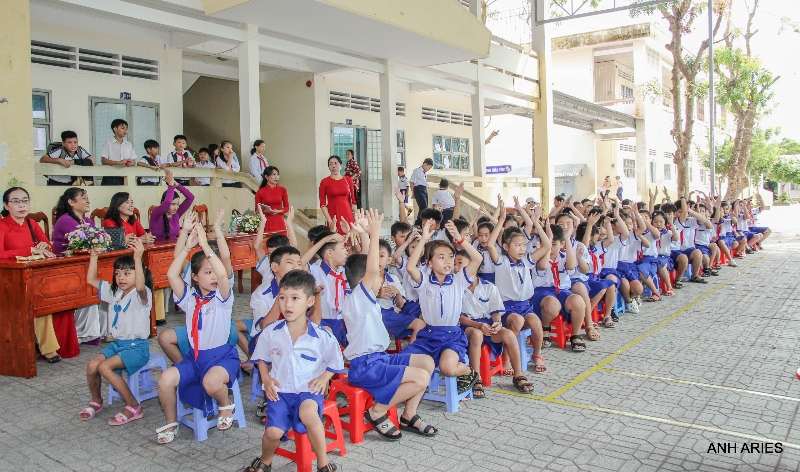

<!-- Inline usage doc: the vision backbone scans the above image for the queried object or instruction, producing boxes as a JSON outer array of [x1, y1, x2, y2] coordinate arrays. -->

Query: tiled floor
[[2, 234, 799, 471]]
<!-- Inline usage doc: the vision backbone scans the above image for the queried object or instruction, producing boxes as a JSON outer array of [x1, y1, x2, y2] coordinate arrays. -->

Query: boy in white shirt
[[343, 209, 437, 441], [137, 139, 165, 186], [431, 179, 456, 226], [304, 231, 350, 346], [40, 130, 94, 186], [167, 135, 194, 186], [247, 270, 344, 472], [193, 147, 217, 186], [397, 166, 410, 203], [101, 119, 136, 185]]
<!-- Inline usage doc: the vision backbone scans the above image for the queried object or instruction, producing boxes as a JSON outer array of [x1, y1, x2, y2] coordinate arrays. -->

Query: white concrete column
[[531, 20, 555, 205], [380, 60, 399, 221], [635, 118, 647, 200], [238, 23, 261, 156], [471, 82, 486, 178]]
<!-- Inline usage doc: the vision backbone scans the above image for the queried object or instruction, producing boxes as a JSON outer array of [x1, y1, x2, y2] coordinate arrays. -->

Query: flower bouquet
[[66, 223, 112, 254], [231, 214, 260, 234]]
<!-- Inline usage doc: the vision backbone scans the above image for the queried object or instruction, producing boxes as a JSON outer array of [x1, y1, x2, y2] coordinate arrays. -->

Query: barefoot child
[[155, 223, 239, 444], [245, 270, 344, 472], [79, 239, 152, 424]]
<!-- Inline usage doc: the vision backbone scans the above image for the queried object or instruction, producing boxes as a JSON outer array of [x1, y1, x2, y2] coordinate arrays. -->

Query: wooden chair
[[51, 206, 57, 230], [148, 205, 157, 223], [28, 212, 50, 239], [90, 207, 108, 226], [193, 204, 210, 233], [133, 208, 141, 221]]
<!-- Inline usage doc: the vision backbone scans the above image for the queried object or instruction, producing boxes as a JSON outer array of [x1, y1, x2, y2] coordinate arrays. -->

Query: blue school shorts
[[616, 262, 640, 282], [241, 319, 253, 340], [635, 256, 659, 279], [100, 338, 150, 377], [719, 235, 735, 249], [175, 321, 239, 358], [530, 287, 575, 323], [320, 319, 348, 347], [265, 392, 324, 441], [477, 273, 496, 284], [501, 300, 535, 325], [403, 326, 468, 367], [175, 344, 240, 416], [695, 245, 711, 257], [571, 278, 611, 300], [599, 268, 623, 289], [460, 317, 504, 358], [750, 226, 768, 234], [656, 255, 674, 271], [348, 352, 412, 405], [381, 304, 419, 339]]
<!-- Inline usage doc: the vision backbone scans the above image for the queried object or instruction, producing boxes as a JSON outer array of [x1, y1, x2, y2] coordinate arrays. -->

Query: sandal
[[245, 458, 272, 472], [44, 354, 62, 364], [399, 414, 438, 437], [610, 311, 619, 323], [317, 464, 338, 472], [585, 326, 600, 341], [512, 375, 534, 393], [533, 355, 547, 373], [156, 422, 179, 444], [603, 316, 616, 328], [472, 380, 486, 399], [502, 359, 513, 376], [689, 276, 708, 284], [663, 289, 674, 296], [78, 401, 103, 420], [217, 404, 235, 430], [646, 294, 661, 302], [456, 367, 479, 394], [674, 281, 683, 289], [365, 409, 402, 441], [108, 404, 143, 426], [541, 327, 552, 348], [570, 335, 586, 353]]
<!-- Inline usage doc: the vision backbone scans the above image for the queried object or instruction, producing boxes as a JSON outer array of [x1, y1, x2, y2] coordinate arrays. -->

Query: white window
[[432, 135, 469, 171], [649, 161, 657, 184], [623, 159, 635, 179], [700, 168, 707, 184], [90, 97, 159, 159], [32, 89, 51, 153], [690, 167, 694, 182], [664, 164, 672, 180], [397, 131, 406, 168], [791, 183, 799, 191]]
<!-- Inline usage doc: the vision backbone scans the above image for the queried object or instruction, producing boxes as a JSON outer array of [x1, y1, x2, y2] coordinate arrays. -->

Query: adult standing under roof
[[344, 149, 362, 209], [254, 166, 289, 233], [319, 155, 356, 235], [410, 158, 433, 227]]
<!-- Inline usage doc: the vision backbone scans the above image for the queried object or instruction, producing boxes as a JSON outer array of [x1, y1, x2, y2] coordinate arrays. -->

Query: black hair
[[439, 179, 449, 189], [61, 130, 77, 141], [503, 214, 519, 227], [662, 203, 677, 214], [344, 254, 367, 288], [378, 239, 393, 256], [55, 187, 87, 223], [346, 149, 354, 157], [314, 230, 339, 258], [1, 187, 30, 218], [588, 206, 604, 217], [477, 221, 494, 234], [220, 140, 232, 151], [251, 139, 265, 155], [173, 135, 187, 143], [328, 155, 342, 166], [269, 245, 301, 265], [197, 147, 210, 158], [423, 158, 434, 166], [260, 166, 280, 189], [424, 240, 455, 263], [419, 208, 443, 223], [476, 216, 490, 226], [208, 143, 219, 156], [279, 269, 315, 298], [111, 119, 128, 130], [106, 192, 136, 227], [398, 166, 405, 172], [455, 249, 471, 261], [144, 139, 159, 151], [654, 204, 662, 212], [639, 209, 652, 219], [189, 251, 207, 291], [637, 201, 647, 211], [159, 189, 181, 239], [554, 195, 565, 202], [652, 210, 667, 223], [621, 199, 632, 207], [502, 226, 525, 247], [581, 198, 591, 205], [675, 199, 686, 210], [575, 221, 597, 242], [554, 213, 572, 224], [551, 224, 565, 242], [307, 225, 331, 246], [110, 255, 153, 295], [445, 219, 470, 244], [390, 221, 412, 238], [266, 234, 290, 249]]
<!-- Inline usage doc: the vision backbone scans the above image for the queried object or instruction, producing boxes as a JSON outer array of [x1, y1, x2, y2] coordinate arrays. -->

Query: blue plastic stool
[[176, 379, 247, 441], [108, 352, 168, 404], [614, 291, 625, 314], [251, 368, 263, 403], [517, 328, 533, 366], [422, 356, 474, 413], [643, 274, 661, 297]]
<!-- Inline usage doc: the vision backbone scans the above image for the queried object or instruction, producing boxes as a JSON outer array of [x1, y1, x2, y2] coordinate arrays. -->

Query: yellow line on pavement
[[544, 251, 772, 401]]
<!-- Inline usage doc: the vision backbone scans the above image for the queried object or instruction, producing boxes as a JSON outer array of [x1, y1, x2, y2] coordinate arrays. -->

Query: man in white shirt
[[101, 119, 136, 185], [39, 130, 94, 186], [410, 158, 433, 227]]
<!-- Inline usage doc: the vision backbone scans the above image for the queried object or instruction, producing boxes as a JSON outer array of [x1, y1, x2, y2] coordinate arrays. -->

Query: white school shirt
[[398, 175, 410, 190], [472, 241, 497, 276], [656, 228, 673, 256], [586, 246, 605, 276], [377, 272, 406, 311], [619, 232, 640, 263], [217, 155, 241, 184], [461, 280, 505, 321], [431, 189, 455, 210], [395, 255, 428, 302], [413, 268, 473, 326], [249, 153, 269, 180], [737, 213, 749, 231], [717, 216, 734, 236], [526, 231, 541, 257], [532, 253, 572, 290], [309, 261, 349, 320], [494, 253, 536, 301], [342, 283, 390, 359], [168, 150, 193, 168], [573, 242, 592, 281], [695, 225, 712, 246], [251, 319, 344, 393], [641, 230, 659, 257], [409, 166, 427, 187], [255, 255, 276, 283], [250, 277, 279, 337], [97, 282, 152, 340], [174, 284, 234, 351], [594, 235, 624, 269], [676, 217, 700, 250], [101, 139, 136, 163], [138, 154, 164, 184], [46, 146, 92, 183], [193, 160, 216, 186]]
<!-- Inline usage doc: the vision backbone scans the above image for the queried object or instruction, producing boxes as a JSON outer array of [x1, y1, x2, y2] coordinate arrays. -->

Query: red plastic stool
[[275, 399, 346, 472], [590, 306, 600, 324], [328, 376, 399, 444], [385, 336, 408, 354], [479, 343, 504, 387], [549, 315, 571, 349], [719, 251, 729, 265]]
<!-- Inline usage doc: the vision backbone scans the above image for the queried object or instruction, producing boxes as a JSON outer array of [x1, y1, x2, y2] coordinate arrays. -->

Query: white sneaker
[[626, 301, 639, 314]]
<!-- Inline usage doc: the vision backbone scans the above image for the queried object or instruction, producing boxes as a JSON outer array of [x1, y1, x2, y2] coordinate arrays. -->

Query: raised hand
[[365, 208, 383, 237], [213, 209, 225, 232], [285, 206, 295, 224], [339, 218, 352, 235], [194, 223, 209, 248], [576, 243, 585, 258], [185, 227, 199, 249], [131, 237, 145, 257], [421, 219, 435, 240], [182, 211, 196, 232], [394, 187, 404, 203], [164, 168, 175, 186], [454, 182, 465, 199], [444, 221, 461, 243]]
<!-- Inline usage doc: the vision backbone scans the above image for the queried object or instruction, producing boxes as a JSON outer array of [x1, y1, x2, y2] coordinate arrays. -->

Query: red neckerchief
[[549, 260, 561, 294], [256, 154, 266, 171], [191, 295, 213, 360], [328, 269, 346, 310], [589, 251, 599, 275]]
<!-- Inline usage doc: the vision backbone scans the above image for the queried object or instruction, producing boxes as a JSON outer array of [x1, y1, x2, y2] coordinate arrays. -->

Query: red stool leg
[[591, 306, 600, 324], [322, 400, 347, 456], [479, 344, 492, 387], [276, 431, 314, 472]]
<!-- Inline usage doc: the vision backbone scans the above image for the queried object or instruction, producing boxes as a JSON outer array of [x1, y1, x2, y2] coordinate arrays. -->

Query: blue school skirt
[[403, 325, 468, 367], [656, 255, 674, 271], [176, 322, 239, 358], [750, 226, 768, 234], [599, 268, 623, 288], [575, 277, 614, 299], [265, 392, 323, 440], [530, 287, 575, 322], [100, 338, 150, 377], [320, 319, 347, 347], [348, 352, 412, 405], [477, 273, 496, 284], [461, 317, 503, 358], [719, 234, 735, 249], [635, 256, 659, 279], [695, 245, 711, 257], [381, 305, 419, 339], [616, 262, 640, 282], [175, 343, 241, 416]]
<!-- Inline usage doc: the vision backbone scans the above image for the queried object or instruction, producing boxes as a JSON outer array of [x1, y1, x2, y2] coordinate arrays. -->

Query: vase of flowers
[[66, 223, 112, 254], [232, 214, 260, 234]]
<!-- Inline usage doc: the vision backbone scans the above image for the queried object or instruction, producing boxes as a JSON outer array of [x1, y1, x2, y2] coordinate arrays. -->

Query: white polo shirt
[[431, 189, 455, 210], [494, 254, 536, 301], [138, 154, 164, 184], [532, 253, 572, 290], [174, 283, 234, 351], [656, 228, 673, 256], [342, 283, 390, 360], [620, 232, 640, 263], [641, 230, 659, 257], [573, 242, 591, 281], [309, 261, 349, 320], [695, 225, 713, 246], [98, 282, 152, 340], [250, 277, 279, 337], [377, 272, 405, 311], [472, 240, 498, 276], [168, 150, 193, 167], [395, 255, 428, 302], [594, 235, 624, 269], [410, 166, 427, 187], [217, 155, 241, 184], [46, 146, 92, 183], [413, 268, 472, 326], [251, 319, 344, 394], [676, 217, 700, 250], [193, 159, 216, 186], [461, 280, 505, 321], [249, 153, 269, 180], [101, 139, 136, 163], [255, 255, 276, 282]]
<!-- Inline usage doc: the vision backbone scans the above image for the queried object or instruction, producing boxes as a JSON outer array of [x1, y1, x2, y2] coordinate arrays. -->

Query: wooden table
[[0, 232, 277, 379]]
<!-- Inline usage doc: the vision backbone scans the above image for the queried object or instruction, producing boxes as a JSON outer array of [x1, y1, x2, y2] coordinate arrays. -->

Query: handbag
[[105, 226, 128, 250]]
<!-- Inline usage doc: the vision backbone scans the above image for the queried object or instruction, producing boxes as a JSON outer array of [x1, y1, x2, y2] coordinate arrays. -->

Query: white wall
[[551, 125, 598, 199], [551, 48, 595, 102], [483, 114, 532, 171]]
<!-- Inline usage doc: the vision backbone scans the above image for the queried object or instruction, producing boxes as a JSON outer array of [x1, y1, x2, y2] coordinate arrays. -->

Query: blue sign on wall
[[486, 165, 512, 174]]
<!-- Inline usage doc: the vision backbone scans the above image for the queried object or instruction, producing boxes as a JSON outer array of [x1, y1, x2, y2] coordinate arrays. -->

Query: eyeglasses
[[8, 199, 30, 205]]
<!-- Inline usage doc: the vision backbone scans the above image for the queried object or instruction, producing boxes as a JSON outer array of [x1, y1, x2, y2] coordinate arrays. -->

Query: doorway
[[331, 124, 377, 210], [555, 177, 576, 199]]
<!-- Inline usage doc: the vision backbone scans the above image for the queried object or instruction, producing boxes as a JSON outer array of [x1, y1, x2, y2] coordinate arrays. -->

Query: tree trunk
[[666, 12, 696, 197], [724, 110, 756, 199]]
